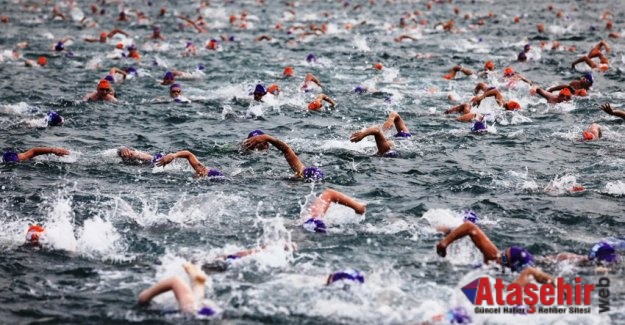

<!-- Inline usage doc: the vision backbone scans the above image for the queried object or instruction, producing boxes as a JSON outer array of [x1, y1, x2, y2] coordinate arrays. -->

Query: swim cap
[[506, 246, 534, 272], [303, 218, 327, 233], [153, 26, 161, 33], [26, 225, 45, 243], [127, 44, 137, 51], [306, 53, 316, 62], [116, 43, 124, 49], [354, 86, 367, 94], [559, 88, 572, 97], [395, 130, 412, 138], [484, 60, 494, 70], [283, 66, 294, 77], [185, 41, 193, 48], [461, 210, 480, 223], [37, 56, 47, 66], [581, 131, 595, 141], [373, 63, 383, 70], [506, 100, 521, 110], [163, 71, 175, 81], [588, 242, 617, 264], [303, 167, 324, 181], [228, 35, 235, 42], [104, 75, 115, 82], [197, 64, 205, 71], [447, 307, 472, 324], [207, 169, 224, 177], [384, 96, 392, 103], [247, 129, 264, 138], [46, 111, 64, 126], [254, 84, 267, 96], [504, 67, 514, 77], [523, 44, 531, 52], [151, 152, 163, 165], [2, 150, 19, 163], [100, 32, 107, 38], [308, 100, 322, 110], [126, 66, 137, 74], [226, 254, 241, 261], [327, 269, 365, 284], [207, 39, 218, 50], [267, 84, 280, 95], [383, 150, 399, 158], [65, 51, 74, 58], [54, 41, 64, 51], [170, 83, 182, 91], [471, 120, 488, 133], [575, 89, 587, 97], [98, 79, 111, 90], [197, 306, 215, 317], [582, 72, 594, 85], [517, 51, 527, 62]]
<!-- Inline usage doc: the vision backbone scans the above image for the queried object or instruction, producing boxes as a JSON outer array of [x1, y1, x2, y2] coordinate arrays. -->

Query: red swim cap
[[98, 79, 111, 90], [373, 63, 383, 70], [575, 89, 588, 97], [100, 32, 107, 38], [116, 43, 124, 49], [582, 131, 595, 141], [267, 84, 280, 95], [283, 66, 294, 77], [559, 88, 572, 97], [504, 67, 514, 77], [506, 100, 521, 110], [484, 61, 494, 70], [308, 100, 322, 110], [26, 225, 45, 243], [37, 56, 47, 66]]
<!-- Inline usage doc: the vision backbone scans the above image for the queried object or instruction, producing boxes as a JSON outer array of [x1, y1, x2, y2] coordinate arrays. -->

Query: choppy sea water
[[1, 0, 625, 324]]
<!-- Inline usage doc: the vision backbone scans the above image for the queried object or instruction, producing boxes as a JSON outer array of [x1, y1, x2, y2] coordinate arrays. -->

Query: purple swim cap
[[164, 71, 175, 80], [383, 150, 399, 158], [447, 307, 472, 324], [197, 306, 215, 317], [588, 242, 617, 264], [582, 72, 594, 85], [247, 129, 264, 138], [104, 75, 115, 82], [303, 167, 324, 181], [2, 150, 19, 163], [471, 120, 487, 133], [153, 26, 161, 33], [523, 44, 531, 52], [254, 84, 267, 96], [228, 35, 235, 41], [151, 152, 163, 165], [207, 169, 224, 177], [197, 64, 205, 70], [395, 130, 411, 138], [54, 42, 64, 51], [46, 111, 64, 126], [126, 66, 137, 74], [186, 41, 193, 48], [303, 218, 327, 233], [506, 246, 534, 272], [461, 210, 479, 224], [170, 83, 182, 91], [306, 53, 316, 62], [517, 51, 527, 62], [328, 269, 365, 284], [354, 86, 367, 94]]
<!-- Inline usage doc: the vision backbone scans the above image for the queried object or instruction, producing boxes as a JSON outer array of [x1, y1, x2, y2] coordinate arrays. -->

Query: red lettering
[[524, 283, 538, 305], [583, 284, 595, 305], [527, 305, 536, 314], [540, 283, 555, 305], [506, 283, 522, 305], [556, 277, 572, 305], [494, 278, 505, 305], [475, 277, 493, 305], [574, 277, 582, 305]]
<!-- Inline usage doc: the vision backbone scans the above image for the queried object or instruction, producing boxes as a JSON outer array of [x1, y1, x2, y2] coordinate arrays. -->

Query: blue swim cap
[[185, 41, 193, 48], [447, 307, 472, 324], [127, 44, 137, 51], [197, 63, 205, 70], [303, 218, 326, 233], [461, 210, 479, 224], [384, 96, 392, 103], [226, 254, 241, 261], [153, 26, 161, 33], [588, 242, 617, 264], [471, 120, 488, 134], [354, 86, 367, 94], [164, 71, 174, 80], [104, 75, 115, 82], [328, 269, 365, 284], [247, 129, 264, 138], [126, 66, 137, 74], [54, 42, 64, 51], [582, 72, 594, 85], [306, 53, 316, 62], [2, 150, 19, 163], [46, 111, 64, 126], [517, 51, 527, 62], [197, 306, 215, 317], [303, 167, 324, 181], [382, 150, 399, 158], [506, 246, 534, 272], [228, 35, 235, 41], [151, 152, 163, 165], [254, 84, 267, 96], [207, 169, 224, 177], [395, 130, 411, 138], [170, 83, 182, 91], [523, 44, 531, 52]]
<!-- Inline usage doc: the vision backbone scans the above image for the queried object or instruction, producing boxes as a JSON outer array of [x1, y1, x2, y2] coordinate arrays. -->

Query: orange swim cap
[[116, 43, 124, 49], [100, 32, 107, 38], [572, 185, 585, 192], [98, 79, 111, 90], [308, 100, 322, 110], [504, 67, 514, 77], [283, 66, 294, 77], [129, 51, 140, 59], [37, 56, 47, 66], [559, 88, 572, 97], [575, 89, 588, 97], [373, 63, 383, 70], [443, 73, 453, 80], [267, 84, 280, 95], [26, 225, 45, 243], [506, 100, 521, 110], [514, 16, 520, 23], [484, 61, 494, 70], [599, 64, 609, 72], [582, 131, 595, 141]]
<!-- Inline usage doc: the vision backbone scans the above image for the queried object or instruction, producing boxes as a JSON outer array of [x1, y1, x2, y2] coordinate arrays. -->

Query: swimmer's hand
[[436, 242, 447, 258], [155, 153, 175, 167], [52, 148, 70, 156], [471, 95, 482, 107], [350, 131, 366, 143], [242, 134, 269, 149], [600, 103, 614, 115], [118, 147, 133, 159]]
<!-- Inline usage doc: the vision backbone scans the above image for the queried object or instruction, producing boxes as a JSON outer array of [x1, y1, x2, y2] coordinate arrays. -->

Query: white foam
[[605, 181, 625, 196]]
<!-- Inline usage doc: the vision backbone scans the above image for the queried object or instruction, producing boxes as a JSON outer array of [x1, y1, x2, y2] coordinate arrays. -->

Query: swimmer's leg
[[138, 276, 196, 314], [382, 111, 409, 133]]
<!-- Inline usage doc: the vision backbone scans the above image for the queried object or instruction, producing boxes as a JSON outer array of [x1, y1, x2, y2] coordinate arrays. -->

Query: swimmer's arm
[[315, 189, 366, 215], [18, 147, 69, 161], [318, 94, 336, 107], [60, 36, 74, 43], [157, 150, 208, 176], [110, 68, 128, 79], [382, 111, 409, 132], [597, 40, 610, 52], [600, 103, 625, 119], [515, 73, 533, 85], [307, 74, 323, 88], [436, 222, 499, 262], [177, 16, 206, 33], [109, 29, 129, 37], [350, 126, 392, 155], [444, 103, 470, 114], [479, 89, 505, 106], [118, 147, 152, 162], [105, 94, 118, 103], [512, 267, 555, 286], [535, 88, 554, 101], [265, 136, 306, 176], [83, 37, 99, 42], [394, 35, 418, 42], [546, 85, 572, 93], [255, 35, 272, 41]]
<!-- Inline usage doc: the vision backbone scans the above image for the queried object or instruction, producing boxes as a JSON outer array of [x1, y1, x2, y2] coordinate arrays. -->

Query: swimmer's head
[[185, 41, 193, 48], [267, 84, 280, 95], [197, 306, 215, 317], [26, 224, 45, 243], [104, 75, 115, 83], [373, 63, 383, 70], [283, 66, 295, 77], [46, 111, 64, 126], [505, 246, 534, 272], [162, 71, 175, 84], [575, 89, 588, 97], [447, 307, 472, 324], [151, 152, 163, 165], [582, 72, 594, 86], [99, 31, 107, 39], [559, 88, 572, 99], [524, 44, 531, 52], [207, 169, 224, 177], [303, 167, 324, 181], [471, 120, 488, 133], [308, 100, 322, 110], [306, 53, 316, 63], [97, 79, 112, 94], [303, 218, 327, 233], [517, 51, 527, 62], [354, 86, 367, 94], [169, 83, 182, 97], [484, 60, 494, 70], [247, 129, 265, 138], [197, 63, 205, 71], [461, 210, 480, 223], [207, 39, 218, 50], [326, 269, 365, 285], [253, 84, 267, 101], [503, 67, 514, 77], [395, 130, 412, 138], [37, 56, 47, 66], [504, 100, 521, 110], [588, 242, 617, 264], [153, 26, 161, 33], [125, 66, 137, 75], [116, 43, 124, 49], [228, 35, 235, 42], [2, 150, 19, 163], [54, 41, 64, 52]]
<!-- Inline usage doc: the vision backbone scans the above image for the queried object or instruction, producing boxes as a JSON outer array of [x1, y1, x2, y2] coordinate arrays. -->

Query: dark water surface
[[1, 0, 625, 324]]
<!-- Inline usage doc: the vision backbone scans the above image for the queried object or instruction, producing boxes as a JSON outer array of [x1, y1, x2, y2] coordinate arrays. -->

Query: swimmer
[[546, 72, 593, 93], [283, 66, 295, 78], [155, 150, 223, 177], [83, 29, 129, 43], [25, 224, 45, 245], [241, 132, 324, 181], [421, 306, 472, 325], [151, 26, 165, 40], [307, 93, 336, 110], [517, 44, 531, 62], [138, 262, 218, 317], [579, 123, 602, 141], [24, 56, 47, 67], [538, 239, 624, 269], [444, 102, 479, 122], [105, 67, 128, 83], [301, 72, 323, 92], [52, 36, 73, 52], [532, 87, 572, 104], [443, 65, 473, 80], [161, 71, 180, 85], [45, 111, 64, 126], [303, 189, 367, 233], [84, 79, 117, 102], [202, 242, 297, 273], [177, 15, 207, 33], [127, 45, 140, 60], [181, 41, 197, 56], [599, 103, 625, 120], [169, 84, 191, 103], [349, 111, 410, 157], [117, 147, 163, 165], [571, 40, 610, 71], [502, 67, 532, 85], [436, 222, 555, 285], [2, 147, 69, 163], [326, 269, 365, 285], [252, 84, 267, 101], [473, 88, 522, 110]]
